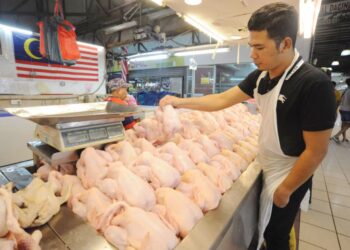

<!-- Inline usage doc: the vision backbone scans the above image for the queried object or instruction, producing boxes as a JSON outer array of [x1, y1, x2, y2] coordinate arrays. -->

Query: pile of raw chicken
[[0, 104, 261, 250]]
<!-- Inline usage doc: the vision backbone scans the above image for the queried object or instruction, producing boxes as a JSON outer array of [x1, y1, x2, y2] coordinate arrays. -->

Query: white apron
[[254, 51, 304, 248]]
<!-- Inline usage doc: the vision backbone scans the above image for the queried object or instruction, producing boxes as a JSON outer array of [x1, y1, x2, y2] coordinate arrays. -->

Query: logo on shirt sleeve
[[278, 94, 287, 103]]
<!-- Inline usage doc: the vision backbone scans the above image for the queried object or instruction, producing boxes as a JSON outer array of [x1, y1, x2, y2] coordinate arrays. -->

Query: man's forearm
[[280, 148, 326, 194], [176, 86, 251, 111], [177, 94, 226, 111]]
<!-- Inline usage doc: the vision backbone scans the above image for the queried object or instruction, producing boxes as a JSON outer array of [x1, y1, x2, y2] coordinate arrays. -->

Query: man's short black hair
[[346, 78, 350, 86], [248, 2, 298, 48]]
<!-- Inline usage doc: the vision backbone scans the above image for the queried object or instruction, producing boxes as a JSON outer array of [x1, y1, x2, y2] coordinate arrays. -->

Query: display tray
[[5, 102, 145, 126], [1, 165, 33, 190], [35, 163, 262, 250]]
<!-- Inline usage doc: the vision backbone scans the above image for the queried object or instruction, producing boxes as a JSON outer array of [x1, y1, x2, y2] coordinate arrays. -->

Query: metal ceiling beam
[[0, 11, 92, 16], [11, 0, 30, 11], [96, 0, 108, 16]]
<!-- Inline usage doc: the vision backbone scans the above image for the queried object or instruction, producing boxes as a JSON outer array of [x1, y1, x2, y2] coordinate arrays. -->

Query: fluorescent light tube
[[150, 0, 165, 6], [230, 36, 242, 40], [174, 47, 229, 56], [185, 0, 202, 6], [128, 51, 166, 59], [331, 61, 339, 66], [129, 54, 169, 62], [299, 0, 321, 39], [341, 49, 350, 56], [183, 15, 226, 43], [0, 23, 32, 35]]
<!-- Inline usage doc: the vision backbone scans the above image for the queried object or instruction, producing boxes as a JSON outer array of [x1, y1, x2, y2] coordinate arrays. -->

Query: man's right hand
[[159, 95, 182, 108]]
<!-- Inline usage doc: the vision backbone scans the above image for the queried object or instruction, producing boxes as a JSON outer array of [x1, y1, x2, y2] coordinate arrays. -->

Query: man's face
[[248, 30, 283, 71]]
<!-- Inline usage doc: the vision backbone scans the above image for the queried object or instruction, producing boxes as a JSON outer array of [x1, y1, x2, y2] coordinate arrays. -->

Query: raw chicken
[[178, 140, 209, 164], [134, 118, 166, 143], [210, 155, 241, 181], [177, 169, 221, 212], [96, 149, 115, 163], [76, 147, 109, 188], [209, 131, 235, 150], [133, 138, 158, 155], [34, 161, 52, 181], [134, 152, 180, 189], [125, 129, 138, 144], [153, 187, 203, 238], [201, 112, 220, 131], [232, 144, 255, 163], [103, 162, 156, 211], [191, 112, 217, 134], [12, 177, 68, 228], [211, 111, 228, 128], [238, 140, 258, 157], [58, 162, 76, 175], [196, 162, 232, 193], [0, 188, 42, 250], [102, 202, 179, 250], [162, 105, 182, 137], [105, 141, 137, 166], [159, 142, 196, 174], [70, 187, 115, 230], [0, 238, 15, 250], [179, 117, 201, 139], [221, 149, 249, 172], [196, 135, 220, 157]]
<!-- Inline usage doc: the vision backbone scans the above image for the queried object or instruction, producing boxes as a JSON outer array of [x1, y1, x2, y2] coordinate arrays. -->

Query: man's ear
[[279, 37, 293, 52]]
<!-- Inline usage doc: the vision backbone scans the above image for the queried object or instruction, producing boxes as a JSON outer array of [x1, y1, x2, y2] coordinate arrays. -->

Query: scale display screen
[[62, 123, 124, 147], [89, 127, 108, 140], [66, 131, 90, 144]]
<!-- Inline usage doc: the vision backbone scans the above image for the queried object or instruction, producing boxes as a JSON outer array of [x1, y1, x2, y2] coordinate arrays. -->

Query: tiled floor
[[299, 126, 350, 250]]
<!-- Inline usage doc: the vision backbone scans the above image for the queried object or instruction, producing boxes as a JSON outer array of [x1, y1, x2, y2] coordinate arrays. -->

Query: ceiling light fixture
[[183, 15, 227, 43], [185, 0, 202, 6], [128, 51, 169, 62], [230, 36, 242, 40], [341, 49, 350, 56], [331, 61, 339, 66], [0, 23, 32, 35], [129, 54, 169, 62], [150, 0, 165, 6], [174, 47, 229, 56], [299, 0, 321, 39]]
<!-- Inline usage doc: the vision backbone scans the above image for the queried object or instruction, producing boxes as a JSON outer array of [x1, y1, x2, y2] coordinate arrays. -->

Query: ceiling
[[165, 0, 299, 42], [311, 0, 350, 73], [0, 0, 349, 73]]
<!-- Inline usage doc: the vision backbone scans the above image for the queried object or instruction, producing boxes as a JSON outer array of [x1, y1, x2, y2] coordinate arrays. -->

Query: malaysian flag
[[13, 32, 99, 82], [120, 46, 128, 82]]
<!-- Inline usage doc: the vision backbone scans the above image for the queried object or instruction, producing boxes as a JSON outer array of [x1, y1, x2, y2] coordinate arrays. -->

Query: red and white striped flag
[[13, 32, 100, 82]]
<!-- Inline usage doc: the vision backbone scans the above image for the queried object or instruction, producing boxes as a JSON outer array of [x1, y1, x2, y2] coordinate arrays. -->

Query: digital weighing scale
[[6, 102, 144, 167]]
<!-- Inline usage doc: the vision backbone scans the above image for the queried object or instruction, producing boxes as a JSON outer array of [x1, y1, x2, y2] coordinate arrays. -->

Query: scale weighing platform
[[6, 102, 144, 166]]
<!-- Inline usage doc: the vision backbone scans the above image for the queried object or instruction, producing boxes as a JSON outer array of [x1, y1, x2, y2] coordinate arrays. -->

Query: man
[[160, 3, 336, 250]]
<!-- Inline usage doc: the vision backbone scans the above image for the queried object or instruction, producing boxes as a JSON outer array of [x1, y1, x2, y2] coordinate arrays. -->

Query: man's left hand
[[273, 184, 292, 208]]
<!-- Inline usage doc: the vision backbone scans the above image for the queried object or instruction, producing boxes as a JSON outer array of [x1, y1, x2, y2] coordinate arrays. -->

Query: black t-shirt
[[238, 60, 336, 156]]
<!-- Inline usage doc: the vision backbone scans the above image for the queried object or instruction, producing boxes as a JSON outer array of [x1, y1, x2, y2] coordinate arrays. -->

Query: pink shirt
[[125, 94, 137, 106]]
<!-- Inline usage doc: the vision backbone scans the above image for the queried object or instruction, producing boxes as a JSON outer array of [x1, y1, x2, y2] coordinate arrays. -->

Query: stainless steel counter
[[2, 161, 261, 250], [176, 162, 262, 250], [38, 163, 261, 250]]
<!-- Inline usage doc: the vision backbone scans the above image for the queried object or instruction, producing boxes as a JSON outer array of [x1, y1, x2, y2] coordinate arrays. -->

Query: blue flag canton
[[12, 32, 49, 63]]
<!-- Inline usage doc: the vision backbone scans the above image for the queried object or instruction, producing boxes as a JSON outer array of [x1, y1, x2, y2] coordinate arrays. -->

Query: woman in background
[[107, 78, 138, 129], [332, 78, 350, 143]]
